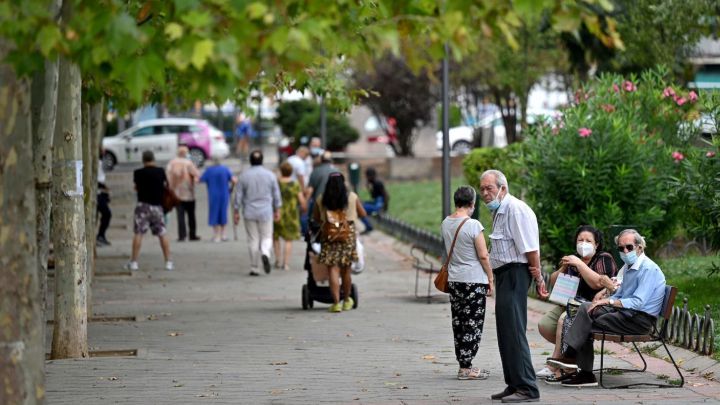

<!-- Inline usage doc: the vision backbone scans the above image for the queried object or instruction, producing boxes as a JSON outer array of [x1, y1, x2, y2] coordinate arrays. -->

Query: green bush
[[462, 142, 527, 190], [523, 67, 700, 262], [275, 99, 317, 138], [436, 104, 463, 129], [294, 109, 359, 151]]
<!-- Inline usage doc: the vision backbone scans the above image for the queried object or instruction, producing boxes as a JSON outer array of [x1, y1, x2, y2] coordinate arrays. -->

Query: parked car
[[102, 118, 230, 170], [435, 109, 556, 154]]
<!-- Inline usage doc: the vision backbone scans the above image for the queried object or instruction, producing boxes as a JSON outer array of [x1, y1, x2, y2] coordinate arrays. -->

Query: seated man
[[359, 168, 389, 235], [548, 228, 666, 387]]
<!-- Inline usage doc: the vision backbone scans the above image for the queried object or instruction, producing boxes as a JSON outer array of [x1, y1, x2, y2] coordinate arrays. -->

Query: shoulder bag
[[434, 217, 470, 293]]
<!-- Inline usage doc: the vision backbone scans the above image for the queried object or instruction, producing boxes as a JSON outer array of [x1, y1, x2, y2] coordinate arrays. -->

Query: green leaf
[[181, 10, 212, 29], [165, 22, 183, 40], [191, 39, 214, 69], [268, 26, 289, 54], [246, 2, 268, 19], [91, 46, 110, 64], [288, 28, 310, 50], [36, 25, 61, 56]]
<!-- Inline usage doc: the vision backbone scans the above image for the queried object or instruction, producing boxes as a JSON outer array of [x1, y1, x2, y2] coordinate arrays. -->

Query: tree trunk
[[396, 127, 415, 157], [81, 101, 95, 317], [50, 53, 88, 359], [0, 40, 45, 405], [31, 58, 59, 352]]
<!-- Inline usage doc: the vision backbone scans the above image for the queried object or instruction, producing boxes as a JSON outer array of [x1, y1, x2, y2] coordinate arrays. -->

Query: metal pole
[[441, 43, 451, 219], [320, 95, 327, 149]]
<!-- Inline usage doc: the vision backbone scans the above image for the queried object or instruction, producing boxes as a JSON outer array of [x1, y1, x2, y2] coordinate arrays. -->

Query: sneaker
[[165, 261, 174, 271], [547, 356, 578, 370], [457, 367, 489, 380], [501, 392, 540, 403], [535, 366, 554, 379], [249, 270, 260, 276], [262, 255, 271, 274], [328, 303, 342, 313], [561, 371, 598, 387], [96, 236, 111, 246], [342, 297, 355, 311], [124, 261, 139, 272], [545, 372, 576, 385], [490, 387, 516, 400]]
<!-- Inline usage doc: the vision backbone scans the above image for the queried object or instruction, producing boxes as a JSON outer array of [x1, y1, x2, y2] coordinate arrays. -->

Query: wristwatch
[[608, 298, 616, 306]]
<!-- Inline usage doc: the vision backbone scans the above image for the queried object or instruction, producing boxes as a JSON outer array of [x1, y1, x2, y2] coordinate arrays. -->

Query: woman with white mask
[[535, 225, 617, 382]]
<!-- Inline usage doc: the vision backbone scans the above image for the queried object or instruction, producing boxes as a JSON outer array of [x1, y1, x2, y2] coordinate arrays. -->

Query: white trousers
[[244, 219, 273, 269]]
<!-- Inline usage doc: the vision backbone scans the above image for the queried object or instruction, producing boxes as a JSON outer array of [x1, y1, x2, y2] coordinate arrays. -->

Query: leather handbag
[[162, 185, 181, 213], [434, 217, 470, 293]]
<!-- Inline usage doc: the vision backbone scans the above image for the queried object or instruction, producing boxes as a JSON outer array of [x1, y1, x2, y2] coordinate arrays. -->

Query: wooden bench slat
[[592, 333, 655, 342]]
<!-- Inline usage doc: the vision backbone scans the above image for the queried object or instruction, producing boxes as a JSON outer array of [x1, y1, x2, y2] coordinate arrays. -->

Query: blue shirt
[[610, 254, 666, 317]]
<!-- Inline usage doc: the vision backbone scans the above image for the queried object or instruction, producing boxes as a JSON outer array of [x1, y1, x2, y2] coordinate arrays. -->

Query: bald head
[[177, 145, 189, 158]]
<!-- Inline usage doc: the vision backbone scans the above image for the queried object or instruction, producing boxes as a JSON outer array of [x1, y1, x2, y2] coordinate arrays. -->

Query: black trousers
[[449, 282, 488, 369], [494, 263, 539, 397], [176, 200, 197, 240], [565, 302, 655, 371], [96, 192, 111, 239]]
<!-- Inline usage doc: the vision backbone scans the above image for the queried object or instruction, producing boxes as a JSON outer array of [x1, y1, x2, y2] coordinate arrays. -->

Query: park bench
[[592, 285, 684, 389], [411, 244, 443, 303]]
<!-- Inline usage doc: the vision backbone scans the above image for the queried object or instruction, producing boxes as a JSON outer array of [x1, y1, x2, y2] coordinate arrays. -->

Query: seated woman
[[535, 225, 618, 380]]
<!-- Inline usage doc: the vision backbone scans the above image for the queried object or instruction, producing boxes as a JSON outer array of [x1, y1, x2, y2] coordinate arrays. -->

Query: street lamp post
[[441, 43, 451, 220]]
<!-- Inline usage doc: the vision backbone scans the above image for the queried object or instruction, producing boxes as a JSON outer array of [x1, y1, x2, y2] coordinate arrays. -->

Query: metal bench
[[410, 244, 443, 303], [592, 285, 684, 388]]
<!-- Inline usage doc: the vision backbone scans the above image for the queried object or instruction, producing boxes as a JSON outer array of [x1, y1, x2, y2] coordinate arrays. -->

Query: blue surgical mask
[[620, 250, 638, 266], [485, 188, 503, 211]]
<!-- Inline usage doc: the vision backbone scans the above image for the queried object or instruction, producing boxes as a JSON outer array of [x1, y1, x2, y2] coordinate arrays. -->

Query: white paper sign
[[75, 160, 84, 195]]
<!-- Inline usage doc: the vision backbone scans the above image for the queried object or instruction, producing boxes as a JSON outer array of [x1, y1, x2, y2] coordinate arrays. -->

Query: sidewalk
[[45, 158, 720, 404]]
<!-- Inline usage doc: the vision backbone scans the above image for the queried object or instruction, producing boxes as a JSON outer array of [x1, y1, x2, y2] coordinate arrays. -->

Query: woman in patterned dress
[[273, 162, 307, 271], [440, 186, 494, 380]]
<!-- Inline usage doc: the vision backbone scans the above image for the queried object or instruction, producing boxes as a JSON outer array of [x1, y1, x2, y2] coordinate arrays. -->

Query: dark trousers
[[96, 192, 111, 239], [565, 302, 655, 371], [176, 200, 197, 240], [449, 282, 488, 368], [494, 263, 539, 397]]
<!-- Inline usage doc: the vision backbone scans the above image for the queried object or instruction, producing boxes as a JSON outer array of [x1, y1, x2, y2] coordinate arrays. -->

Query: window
[[163, 125, 191, 134], [133, 126, 155, 137]]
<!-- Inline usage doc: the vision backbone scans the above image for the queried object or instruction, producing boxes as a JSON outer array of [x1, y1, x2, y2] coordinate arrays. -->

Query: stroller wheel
[[302, 284, 312, 310], [351, 283, 358, 309]]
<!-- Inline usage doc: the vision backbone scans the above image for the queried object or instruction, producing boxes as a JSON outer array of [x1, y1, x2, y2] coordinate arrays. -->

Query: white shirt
[[287, 155, 307, 184], [488, 194, 539, 270], [441, 217, 489, 284], [303, 156, 314, 186]]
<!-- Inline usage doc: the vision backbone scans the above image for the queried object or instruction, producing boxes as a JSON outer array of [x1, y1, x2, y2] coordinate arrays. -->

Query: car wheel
[[101, 152, 116, 171], [451, 140, 472, 154], [189, 147, 206, 167]]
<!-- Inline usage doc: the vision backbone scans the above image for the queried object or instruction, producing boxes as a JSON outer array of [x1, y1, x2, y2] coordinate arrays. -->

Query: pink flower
[[662, 87, 675, 99], [675, 97, 687, 106], [707, 151, 716, 158], [623, 81, 636, 92], [612, 83, 620, 93], [671, 151, 685, 162], [578, 128, 592, 138], [601, 104, 615, 113], [688, 91, 698, 102], [552, 126, 560, 135]]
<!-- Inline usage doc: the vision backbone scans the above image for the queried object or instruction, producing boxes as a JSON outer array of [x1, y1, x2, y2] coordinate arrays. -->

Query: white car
[[102, 118, 230, 170]]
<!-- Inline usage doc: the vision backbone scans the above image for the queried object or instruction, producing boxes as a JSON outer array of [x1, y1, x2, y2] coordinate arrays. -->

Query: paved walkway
[[45, 158, 720, 404]]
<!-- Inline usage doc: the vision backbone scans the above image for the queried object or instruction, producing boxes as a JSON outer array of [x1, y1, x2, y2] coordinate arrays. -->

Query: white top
[[287, 155, 307, 184], [488, 194, 539, 270], [441, 217, 489, 284], [303, 156, 314, 186]]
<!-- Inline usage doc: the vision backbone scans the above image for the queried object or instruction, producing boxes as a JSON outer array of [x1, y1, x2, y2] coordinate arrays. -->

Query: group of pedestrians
[[441, 169, 667, 403]]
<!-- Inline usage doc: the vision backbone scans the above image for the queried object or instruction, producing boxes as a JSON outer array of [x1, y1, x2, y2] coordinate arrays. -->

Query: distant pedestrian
[[96, 151, 112, 246], [305, 150, 339, 222], [200, 158, 237, 242], [359, 167, 389, 235], [313, 173, 367, 312], [234, 113, 252, 159], [166, 145, 201, 242], [273, 162, 307, 271], [234, 150, 281, 276], [287, 146, 310, 191], [480, 169, 547, 403], [441, 186, 494, 381], [126, 150, 173, 272]]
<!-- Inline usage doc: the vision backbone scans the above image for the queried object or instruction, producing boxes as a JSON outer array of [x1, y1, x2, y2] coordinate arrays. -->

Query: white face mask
[[576, 242, 595, 258]]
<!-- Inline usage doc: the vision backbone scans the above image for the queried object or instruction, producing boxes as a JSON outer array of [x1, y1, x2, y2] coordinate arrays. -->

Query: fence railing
[[374, 213, 716, 358]]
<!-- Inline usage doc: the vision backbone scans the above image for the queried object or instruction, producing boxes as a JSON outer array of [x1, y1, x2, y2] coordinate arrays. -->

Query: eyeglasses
[[616, 244, 636, 253]]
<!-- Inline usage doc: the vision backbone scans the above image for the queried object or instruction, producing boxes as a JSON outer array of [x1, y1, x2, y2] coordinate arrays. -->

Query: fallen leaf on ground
[[422, 355, 436, 360], [167, 331, 183, 337]]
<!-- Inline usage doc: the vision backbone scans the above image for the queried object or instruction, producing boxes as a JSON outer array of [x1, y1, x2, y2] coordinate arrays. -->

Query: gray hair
[[454, 186, 476, 208], [614, 229, 647, 249], [480, 169, 509, 192]]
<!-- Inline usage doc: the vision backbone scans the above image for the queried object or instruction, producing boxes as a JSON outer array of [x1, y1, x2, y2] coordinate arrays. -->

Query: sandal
[[457, 367, 489, 380]]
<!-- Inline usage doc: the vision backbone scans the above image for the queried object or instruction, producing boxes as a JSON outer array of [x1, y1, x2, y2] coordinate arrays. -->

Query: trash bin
[[348, 162, 361, 192]]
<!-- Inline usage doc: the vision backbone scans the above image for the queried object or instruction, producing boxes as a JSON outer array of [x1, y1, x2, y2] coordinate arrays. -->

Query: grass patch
[[541, 351, 550, 356], [594, 348, 615, 355], [605, 369, 624, 375]]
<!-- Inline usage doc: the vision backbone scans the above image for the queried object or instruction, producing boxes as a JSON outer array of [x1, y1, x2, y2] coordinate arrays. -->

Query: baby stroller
[[301, 224, 359, 310]]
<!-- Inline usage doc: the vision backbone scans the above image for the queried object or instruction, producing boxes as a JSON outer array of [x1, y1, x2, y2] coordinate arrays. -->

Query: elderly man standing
[[480, 169, 547, 403], [234, 150, 281, 276], [549, 229, 666, 387], [166, 144, 201, 242]]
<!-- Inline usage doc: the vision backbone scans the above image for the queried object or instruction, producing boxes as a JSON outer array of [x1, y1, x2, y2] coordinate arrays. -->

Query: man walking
[[479, 169, 547, 403], [126, 150, 173, 271], [166, 145, 201, 242], [234, 150, 281, 276]]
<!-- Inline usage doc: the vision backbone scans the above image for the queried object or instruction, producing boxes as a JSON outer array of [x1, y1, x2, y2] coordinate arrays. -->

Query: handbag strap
[[443, 217, 470, 268]]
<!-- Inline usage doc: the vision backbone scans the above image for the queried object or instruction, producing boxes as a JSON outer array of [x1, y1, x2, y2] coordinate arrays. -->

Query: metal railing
[[375, 212, 717, 358]]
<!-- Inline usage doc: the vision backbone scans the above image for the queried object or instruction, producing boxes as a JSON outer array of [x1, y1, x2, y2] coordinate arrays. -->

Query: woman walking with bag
[[312, 173, 366, 313], [441, 186, 494, 380]]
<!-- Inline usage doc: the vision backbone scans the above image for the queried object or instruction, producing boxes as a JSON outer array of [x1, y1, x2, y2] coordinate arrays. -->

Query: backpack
[[322, 209, 350, 243]]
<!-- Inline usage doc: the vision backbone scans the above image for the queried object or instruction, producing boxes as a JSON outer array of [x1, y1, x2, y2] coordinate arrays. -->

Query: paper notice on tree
[[548, 273, 580, 305], [75, 160, 84, 195]]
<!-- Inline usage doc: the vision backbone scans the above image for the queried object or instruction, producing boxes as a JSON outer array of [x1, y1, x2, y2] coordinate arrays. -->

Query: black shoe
[[490, 387, 516, 400], [501, 392, 539, 403], [262, 255, 271, 274], [96, 236, 111, 246], [545, 372, 576, 385], [189, 236, 201, 241], [561, 371, 598, 387], [249, 271, 260, 277], [176, 238, 186, 242]]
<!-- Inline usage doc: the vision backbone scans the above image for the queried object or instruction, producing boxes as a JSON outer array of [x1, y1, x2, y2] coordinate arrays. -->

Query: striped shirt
[[488, 194, 539, 270]]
